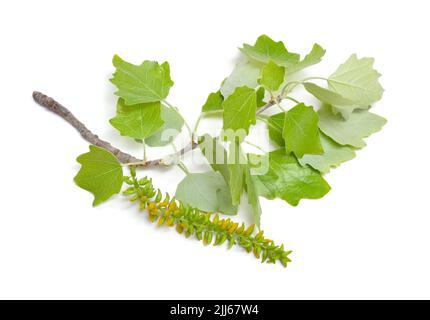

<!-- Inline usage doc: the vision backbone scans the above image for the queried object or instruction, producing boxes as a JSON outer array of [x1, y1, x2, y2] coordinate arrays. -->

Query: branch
[[32, 91, 276, 167]]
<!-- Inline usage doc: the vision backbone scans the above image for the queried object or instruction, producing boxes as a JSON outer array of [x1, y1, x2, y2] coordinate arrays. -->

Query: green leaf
[[222, 86, 257, 135], [202, 90, 224, 113], [318, 105, 387, 148], [145, 104, 184, 147], [111, 55, 174, 105], [199, 135, 246, 206], [241, 35, 300, 68], [245, 167, 262, 228], [74, 145, 123, 206], [298, 133, 356, 173], [220, 59, 261, 98], [285, 43, 326, 75], [109, 99, 164, 140], [175, 172, 237, 215], [304, 82, 353, 106], [268, 112, 285, 146], [256, 87, 266, 107], [258, 60, 285, 92], [227, 140, 246, 205], [328, 54, 384, 118], [282, 103, 323, 157], [252, 149, 331, 206]]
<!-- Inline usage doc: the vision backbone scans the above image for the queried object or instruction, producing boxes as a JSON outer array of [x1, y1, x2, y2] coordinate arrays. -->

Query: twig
[[32, 91, 275, 167]]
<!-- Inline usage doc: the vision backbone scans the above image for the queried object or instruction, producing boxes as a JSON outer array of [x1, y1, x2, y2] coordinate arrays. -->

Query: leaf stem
[[244, 140, 267, 153]]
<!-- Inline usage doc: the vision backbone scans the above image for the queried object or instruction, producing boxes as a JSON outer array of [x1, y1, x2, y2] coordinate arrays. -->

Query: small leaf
[[241, 35, 300, 68], [110, 99, 164, 140], [245, 167, 262, 228], [202, 91, 224, 113], [111, 55, 174, 105], [251, 149, 331, 206], [227, 140, 246, 205], [285, 44, 326, 75], [258, 61, 285, 92], [256, 87, 266, 107], [74, 145, 123, 206], [318, 105, 387, 148], [222, 86, 257, 135], [175, 172, 237, 215], [220, 58, 261, 98], [267, 112, 285, 146], [298, 133, 356, 173], [328, 54, 384, 118], [145, 104, 184, 147], [282, 103, 323, 157], [304, 82, 353, 106]]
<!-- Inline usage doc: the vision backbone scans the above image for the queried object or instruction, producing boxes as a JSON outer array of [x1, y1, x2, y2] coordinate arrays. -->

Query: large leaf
[[282, 103, 323, 157], [111, 55, 174, 105], [258, 60, 285, 92], [145, 104, 184, 147], [222, 86, 257, 135], [109, 99, 164, 140], [304, 82, 353, 106], [241, 35, 300, 68], [74, 145, 123, 206], [245, 167, 262, 228], [175, 172, 237, 215], [298, 133, 356, 173], [220, 59, 261, 98], [201, 90, 224, 113], [318, 105, 387, 148], [328, 54, 384, 118], [252, 149, 331, 206], [285, 43, 326, 75]]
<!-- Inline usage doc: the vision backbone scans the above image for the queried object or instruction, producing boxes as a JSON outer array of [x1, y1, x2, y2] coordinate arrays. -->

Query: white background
[[1, 0, 429, 300]]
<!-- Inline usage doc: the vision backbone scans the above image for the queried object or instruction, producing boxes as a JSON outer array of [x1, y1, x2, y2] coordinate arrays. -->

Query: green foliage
[[327, 54, 384, 118], [110, 98, 164, 140], [111, 55, 173, 105], [74, 145, 123, 206], [282, 103, 323, 157], [298, 133, 356, 173], [259, 61, 285, 92], [125, 172, 292, 266], [252, 150, 330, 206], [62, 36, 387, 266], [220, 59, 261, 98], [202, 91, 224, 113], [241, 35, 300, 68], [145, 104, 184, 147], [285, 44, 326, 75], [304, 82, 353, 106], [318, 105, 387, 148], [222, 86, 257, 135]]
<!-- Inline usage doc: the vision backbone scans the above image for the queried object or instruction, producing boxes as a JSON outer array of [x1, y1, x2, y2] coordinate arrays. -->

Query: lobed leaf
[[111, 55, 174, 105], [251, 149, 331, 206], [318, 105, 387, 148], [109, 99, 164, 140], [74, 145, 123, 206], [282, 103, 323, 157], [327, 54, 384, 118]]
